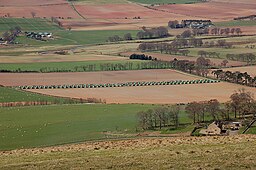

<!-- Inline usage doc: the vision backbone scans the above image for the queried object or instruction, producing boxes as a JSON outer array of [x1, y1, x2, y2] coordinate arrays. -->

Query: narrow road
[[66, 0, 86, 20]]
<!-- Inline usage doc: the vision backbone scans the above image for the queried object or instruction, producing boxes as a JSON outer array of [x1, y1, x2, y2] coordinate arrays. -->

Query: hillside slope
[[1, 135, 256, 169]]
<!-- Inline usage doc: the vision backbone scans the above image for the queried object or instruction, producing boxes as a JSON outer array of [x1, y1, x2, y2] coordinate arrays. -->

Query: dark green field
[[0, 60, 147, 72]]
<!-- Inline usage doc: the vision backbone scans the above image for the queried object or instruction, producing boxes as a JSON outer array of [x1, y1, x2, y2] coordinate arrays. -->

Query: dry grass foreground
[[0, 135, 256, 169]]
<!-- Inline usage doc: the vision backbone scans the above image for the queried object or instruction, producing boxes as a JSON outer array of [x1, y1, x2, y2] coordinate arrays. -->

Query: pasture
[[0, 87, 66, 103], [55, 30, 138, 45], [0, 104, 158, 150], [16, 30, 139, 46], [0, 18, 61, 33], [0, 60, 146, 72]]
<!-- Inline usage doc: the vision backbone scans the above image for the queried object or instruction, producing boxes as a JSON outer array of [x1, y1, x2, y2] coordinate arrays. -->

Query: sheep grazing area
[[1, 135, 256, 169]]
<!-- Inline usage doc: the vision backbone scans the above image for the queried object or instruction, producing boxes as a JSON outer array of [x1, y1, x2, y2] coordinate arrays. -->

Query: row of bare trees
[[138, 89, 256, 130], [226, 53, 256, 64], [137, 105, 180, 130], [137, 26, 169, 39], [212, 70, 256, 87], [192, 27, 242, 36], [186, 89, 256, 123], [138, 38, 203, 53], [107, 33, 133, 42]]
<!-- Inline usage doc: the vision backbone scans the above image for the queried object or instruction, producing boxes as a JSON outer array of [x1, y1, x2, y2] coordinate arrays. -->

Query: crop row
[[18, 79, 220, 90]]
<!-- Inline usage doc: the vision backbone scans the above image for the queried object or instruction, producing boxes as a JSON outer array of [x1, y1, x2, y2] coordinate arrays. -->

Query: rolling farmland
[[0, 0, 256, 169]]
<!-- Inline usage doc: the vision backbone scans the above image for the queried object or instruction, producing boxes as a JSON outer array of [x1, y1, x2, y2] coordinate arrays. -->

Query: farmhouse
[[199, 122, 221, 135], [25, 32, 53, 41], [169, 20, 213, 29], [181, 20, 213, 29]]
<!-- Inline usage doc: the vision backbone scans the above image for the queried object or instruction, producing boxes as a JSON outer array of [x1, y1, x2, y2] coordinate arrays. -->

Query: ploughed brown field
[[2, 0, 253, 30], [0, 69, 199, 86], [153, 1, 256, 21], [122, 52, 246, 67], [0, 0, 79, 18], [28, 82, 256, 104]]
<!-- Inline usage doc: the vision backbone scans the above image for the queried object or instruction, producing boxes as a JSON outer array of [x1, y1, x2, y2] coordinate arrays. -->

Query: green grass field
[[0, 18, 138, 46], [0, 104, 196, 150], [0, 104, 154, 150], [215, 20, 256, 27], [0, 87, 68, 103], [16, 30, 139, 46], [0, 60, 146, 72], [0, 18, 61, 33], [129, 0, 202, 4]]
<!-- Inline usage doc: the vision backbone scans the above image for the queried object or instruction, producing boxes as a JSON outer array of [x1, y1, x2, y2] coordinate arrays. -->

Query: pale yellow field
[[28, 82, 256, 104]]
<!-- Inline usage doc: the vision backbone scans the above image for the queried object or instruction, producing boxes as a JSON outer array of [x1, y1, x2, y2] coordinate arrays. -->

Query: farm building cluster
[[199, 121, 242, 136], [25, 31, 53, 41], [169, 20, 213, 29]]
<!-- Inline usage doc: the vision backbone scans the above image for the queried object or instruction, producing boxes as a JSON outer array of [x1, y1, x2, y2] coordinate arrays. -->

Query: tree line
[[136, 26, 169, 39], [107, 26, 169, 42], [226, 53, 256, 64], [0, 97, 106, 107], [137, 89, 256, 130], [129, 54, 157, 61], [212, 70, 256, 87], [138, 38, 203, 54], [137, 105, 180, 130], [186, 89, 256, 123], [107, 33, 133, 42]]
